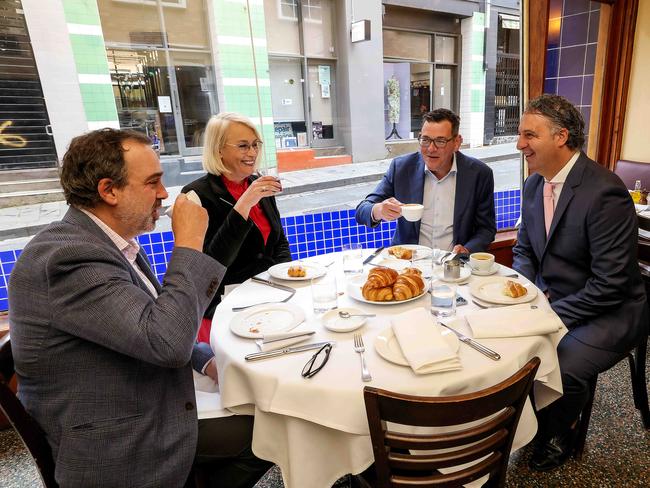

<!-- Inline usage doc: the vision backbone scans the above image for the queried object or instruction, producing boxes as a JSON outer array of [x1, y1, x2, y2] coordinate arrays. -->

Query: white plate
[[372, 258, 411, 272], [267, 262, 327, 281], [383, 244, 433, 261], [434, 266, 472, 283], [322, 307, 367, 332], [229, 303, 305, 339], [470, 263, 500, 276], [346, 275, 429, 306], [374, 325, 460, 366], [469, 276, 538, 305]]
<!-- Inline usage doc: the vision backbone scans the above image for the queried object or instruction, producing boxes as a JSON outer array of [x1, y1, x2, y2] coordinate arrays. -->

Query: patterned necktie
[[543, 182, 556, 236]]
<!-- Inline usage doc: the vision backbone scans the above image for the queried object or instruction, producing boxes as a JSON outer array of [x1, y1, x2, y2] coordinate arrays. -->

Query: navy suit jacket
[[355, 151, 496, 252], [513, 153, 648, 353]]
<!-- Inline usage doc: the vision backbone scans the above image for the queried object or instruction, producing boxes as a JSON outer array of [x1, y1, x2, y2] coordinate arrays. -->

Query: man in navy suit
[[513, 94, 648, 471], [355, 108, 496, 253]]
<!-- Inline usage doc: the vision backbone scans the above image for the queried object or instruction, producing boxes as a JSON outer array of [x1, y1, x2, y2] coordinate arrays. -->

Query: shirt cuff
[[201, 357, 215, 375]]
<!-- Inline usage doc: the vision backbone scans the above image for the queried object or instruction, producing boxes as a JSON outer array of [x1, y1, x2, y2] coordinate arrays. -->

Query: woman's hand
[[234, 175, 282, 220]]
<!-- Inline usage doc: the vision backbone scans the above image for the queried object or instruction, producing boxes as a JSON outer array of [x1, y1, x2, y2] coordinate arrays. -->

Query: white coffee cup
[[401, 203, 424, 222], [469, 252, 495, 272]]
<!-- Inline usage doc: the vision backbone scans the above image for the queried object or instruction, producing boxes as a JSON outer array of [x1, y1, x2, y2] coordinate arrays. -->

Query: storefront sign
[[350, 19, 370, 43]]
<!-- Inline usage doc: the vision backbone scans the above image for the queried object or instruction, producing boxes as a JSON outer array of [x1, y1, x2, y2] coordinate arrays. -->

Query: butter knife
[[245, 341, 332, 361], [438, 322, 501, 361], [363, 246, 385, 265], [251, 276, 295, 293]]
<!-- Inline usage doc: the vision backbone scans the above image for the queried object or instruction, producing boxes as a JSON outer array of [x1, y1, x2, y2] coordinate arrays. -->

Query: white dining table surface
[[211, 251, 567, 488]]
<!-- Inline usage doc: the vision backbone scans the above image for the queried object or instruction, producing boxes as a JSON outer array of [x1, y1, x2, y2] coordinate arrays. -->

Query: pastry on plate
[[388, 246, 413, 260], [287, 264, 306, 278], [393, 272, 425, 301], [502, 280, 527, 298]]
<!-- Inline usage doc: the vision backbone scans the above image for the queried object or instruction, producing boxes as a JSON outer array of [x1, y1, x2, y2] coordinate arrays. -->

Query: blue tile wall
[[0, 198, 520, 312], [545, 0, 600, 144]]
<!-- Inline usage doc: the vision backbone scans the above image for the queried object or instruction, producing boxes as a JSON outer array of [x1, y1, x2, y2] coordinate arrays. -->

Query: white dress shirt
[[545, 151, 580, 209], [419, 154, 457, 250]]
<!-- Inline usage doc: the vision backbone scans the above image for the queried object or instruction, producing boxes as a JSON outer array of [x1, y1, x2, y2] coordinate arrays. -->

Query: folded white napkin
[[391, 308, 461, 374], [256, 331, 315, 352], [465, 304, 563, 339]]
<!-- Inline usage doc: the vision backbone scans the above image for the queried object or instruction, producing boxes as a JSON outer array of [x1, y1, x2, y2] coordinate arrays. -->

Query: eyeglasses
[[301, 343, 332, 378], [418, 136, 456, 149], [225, 141, 263, 153]]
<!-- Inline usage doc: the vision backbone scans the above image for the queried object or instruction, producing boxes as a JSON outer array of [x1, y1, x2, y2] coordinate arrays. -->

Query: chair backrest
[[0, 334, 58, 488], [363, 356, 540, 488], [613, 159, 650, 190]]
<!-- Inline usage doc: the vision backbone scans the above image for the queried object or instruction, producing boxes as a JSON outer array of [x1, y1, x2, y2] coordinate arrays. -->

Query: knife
[[251, 276, 295, 293], [363, 246, 385, 265], [438, 322, 501, 361], [245, 341, 332, 361]]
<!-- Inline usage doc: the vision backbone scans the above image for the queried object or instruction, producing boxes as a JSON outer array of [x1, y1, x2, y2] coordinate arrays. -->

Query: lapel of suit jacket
[[529, 177, 547, 259], [452, 153, 469, 242], [413, 154, 426, 238], [135, 250, 162, 296], [542, 153, 586, 255]]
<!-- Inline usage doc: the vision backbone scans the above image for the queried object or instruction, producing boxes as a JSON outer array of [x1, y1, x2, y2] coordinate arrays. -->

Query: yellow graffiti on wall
[[0, 121, 27, 148]]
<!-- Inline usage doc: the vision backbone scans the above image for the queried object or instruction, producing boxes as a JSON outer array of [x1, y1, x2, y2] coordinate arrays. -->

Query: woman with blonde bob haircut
[[182, 112, 291, 352]]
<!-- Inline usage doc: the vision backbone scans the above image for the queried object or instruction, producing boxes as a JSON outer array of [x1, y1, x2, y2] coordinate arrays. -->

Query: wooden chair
[[363, 357, 540, 488], [0, 334, 58, 488]]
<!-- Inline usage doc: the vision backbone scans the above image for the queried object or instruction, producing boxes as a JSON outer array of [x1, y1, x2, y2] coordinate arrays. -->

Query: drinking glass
[[311, 274, 338, 314], [342, 243, 364, 274], [430, 279, 457, 317]]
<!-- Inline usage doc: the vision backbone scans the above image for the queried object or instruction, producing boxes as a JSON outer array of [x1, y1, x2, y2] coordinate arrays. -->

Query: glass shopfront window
[[265, 0, 338, 149], [98, 0, 217, 156], [383, 30, 458, 140]]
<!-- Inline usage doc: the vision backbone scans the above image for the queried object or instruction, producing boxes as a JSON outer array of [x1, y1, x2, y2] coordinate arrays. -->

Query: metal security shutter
[[0, 0, 57, 170]]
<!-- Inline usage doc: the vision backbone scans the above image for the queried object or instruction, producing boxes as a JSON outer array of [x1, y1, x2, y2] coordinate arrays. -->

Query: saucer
[[470, 263, 500, 276], [322, 307, 367, 332]]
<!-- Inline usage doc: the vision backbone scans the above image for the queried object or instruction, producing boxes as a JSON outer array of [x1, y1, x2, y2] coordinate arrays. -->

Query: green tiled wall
[[62, 0, 118, 126], [470, 13, 486, 116], [212, 0, 276, 169]]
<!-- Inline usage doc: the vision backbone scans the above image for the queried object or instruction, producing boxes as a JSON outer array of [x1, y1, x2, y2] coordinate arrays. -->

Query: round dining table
[[210, 249, 566, 488]]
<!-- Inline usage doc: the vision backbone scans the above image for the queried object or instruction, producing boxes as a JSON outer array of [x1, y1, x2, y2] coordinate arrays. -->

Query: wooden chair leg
[[629, 339, 650, 429], [572, 377, 597, 460]]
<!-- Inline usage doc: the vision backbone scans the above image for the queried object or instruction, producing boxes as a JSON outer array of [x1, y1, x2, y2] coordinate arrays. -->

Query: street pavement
[[0, 143, 521, 250]]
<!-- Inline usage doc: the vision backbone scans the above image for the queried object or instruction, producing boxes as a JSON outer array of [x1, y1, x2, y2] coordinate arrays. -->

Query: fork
[[232, 292, 295, 312], [353, 333, 372, 382]]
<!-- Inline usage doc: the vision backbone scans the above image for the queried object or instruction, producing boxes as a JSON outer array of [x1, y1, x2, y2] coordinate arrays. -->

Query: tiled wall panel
[[544, 0, 600, 144], [0, 195, 518, 312]]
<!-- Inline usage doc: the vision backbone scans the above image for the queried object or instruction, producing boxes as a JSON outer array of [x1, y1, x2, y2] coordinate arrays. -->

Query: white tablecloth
[[211, 252, 566, 488]]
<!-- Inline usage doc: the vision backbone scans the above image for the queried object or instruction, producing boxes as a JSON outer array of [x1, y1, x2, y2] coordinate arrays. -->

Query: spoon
[[338, 311, 376, 319]]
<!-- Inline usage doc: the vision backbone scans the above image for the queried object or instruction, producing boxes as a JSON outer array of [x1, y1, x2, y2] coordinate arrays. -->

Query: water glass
[[342, 243, 364, 274], [430, 279, 457, 317], [311, 274, 338, 314]]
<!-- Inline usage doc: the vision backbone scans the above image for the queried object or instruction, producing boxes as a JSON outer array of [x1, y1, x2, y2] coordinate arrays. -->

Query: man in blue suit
[[355, 109, 496, 253], [513, 94, 648, 471]]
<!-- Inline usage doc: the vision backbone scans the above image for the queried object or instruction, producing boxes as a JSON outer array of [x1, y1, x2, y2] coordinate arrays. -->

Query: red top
[[221, 175, 272, 244]]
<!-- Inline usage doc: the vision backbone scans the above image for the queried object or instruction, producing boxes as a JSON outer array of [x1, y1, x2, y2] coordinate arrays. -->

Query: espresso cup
[[401, 203, 424, 222], [469, 252, 495, 272]]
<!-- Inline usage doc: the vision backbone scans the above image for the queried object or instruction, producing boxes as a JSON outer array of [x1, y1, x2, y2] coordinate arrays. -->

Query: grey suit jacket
[[9, 207, 225, 487], [513, 153, 648, 353]]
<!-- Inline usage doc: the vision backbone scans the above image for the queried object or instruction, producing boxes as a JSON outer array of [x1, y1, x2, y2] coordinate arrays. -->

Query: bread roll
[[502, 280, 527, 298]]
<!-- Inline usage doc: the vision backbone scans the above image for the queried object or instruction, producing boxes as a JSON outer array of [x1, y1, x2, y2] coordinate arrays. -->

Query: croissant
[[502, 280, 527, 298], [362, 284, 394, 301], [393, 273, 425, 301], [365, 266, 398, 288], [388, 246, 413, 260], [401, 267, 423, 277]]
